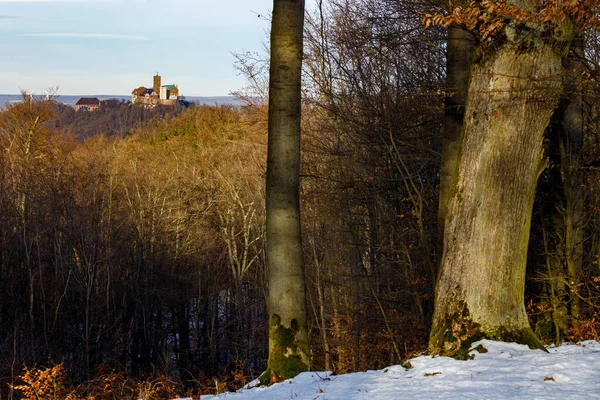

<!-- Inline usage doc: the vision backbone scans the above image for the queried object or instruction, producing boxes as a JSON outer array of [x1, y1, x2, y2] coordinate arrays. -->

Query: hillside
[[50, 99, 190, 139], [0, 98, 270, 398], [183, 340, 600, 400]]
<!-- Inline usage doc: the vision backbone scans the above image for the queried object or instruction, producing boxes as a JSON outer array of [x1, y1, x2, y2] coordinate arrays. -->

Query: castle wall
[[160, 99, 178, 106], [132, 97, 178, 106], [75, 104, 100, 112], [160, 86, 168, 100]]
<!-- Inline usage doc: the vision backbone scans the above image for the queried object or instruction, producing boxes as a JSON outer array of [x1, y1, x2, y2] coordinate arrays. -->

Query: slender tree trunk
[[430, 23, 566, 355], [546, 37, 584, 334], [316, 269, 330, 371], [438, 26, 475, 257], [309, 227, 331, 371], [264, 0, 309, 382], [329, 284, 345, 371], [176, 304, 190, 378]]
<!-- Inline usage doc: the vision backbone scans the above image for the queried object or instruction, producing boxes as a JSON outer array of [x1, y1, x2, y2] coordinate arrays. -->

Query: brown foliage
[[11, 363, 184, 400], [132, 87, 147, 96], [423, 0, 600, 41], [10, 363, 75, 400], [567, 314, 600, 342], [188, 358, 248, 397]]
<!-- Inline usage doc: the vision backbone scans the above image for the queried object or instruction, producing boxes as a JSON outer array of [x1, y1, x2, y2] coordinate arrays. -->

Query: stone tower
[[153, 73, 161, 95]]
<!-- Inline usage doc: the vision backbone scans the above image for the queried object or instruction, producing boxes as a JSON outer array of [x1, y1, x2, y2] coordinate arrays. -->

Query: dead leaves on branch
[[422, 0, 600, 42]]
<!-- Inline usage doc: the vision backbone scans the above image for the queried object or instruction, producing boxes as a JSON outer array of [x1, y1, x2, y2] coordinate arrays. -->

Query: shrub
[[10, 363, 75, 400]]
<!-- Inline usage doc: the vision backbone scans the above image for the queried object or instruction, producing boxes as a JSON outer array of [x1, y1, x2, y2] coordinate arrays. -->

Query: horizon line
[[0, 93, 238, 98]]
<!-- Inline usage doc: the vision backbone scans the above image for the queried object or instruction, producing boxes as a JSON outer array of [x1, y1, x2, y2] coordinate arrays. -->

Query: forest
[[1, 0, 600, 398]]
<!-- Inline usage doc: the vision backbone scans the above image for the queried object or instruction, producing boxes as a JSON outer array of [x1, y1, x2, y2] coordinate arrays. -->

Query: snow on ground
[[176, 340, 600, 400]]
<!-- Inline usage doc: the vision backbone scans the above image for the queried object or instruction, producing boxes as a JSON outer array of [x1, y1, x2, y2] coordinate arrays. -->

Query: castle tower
[[153, 73, 161, 94]]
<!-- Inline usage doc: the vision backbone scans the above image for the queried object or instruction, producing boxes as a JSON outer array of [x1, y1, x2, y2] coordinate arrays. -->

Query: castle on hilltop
[[131, 73, 180, 106]]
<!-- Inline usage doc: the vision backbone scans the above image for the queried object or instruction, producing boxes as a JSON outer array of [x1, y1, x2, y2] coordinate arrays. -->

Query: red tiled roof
[[76, 97, 100, 106]]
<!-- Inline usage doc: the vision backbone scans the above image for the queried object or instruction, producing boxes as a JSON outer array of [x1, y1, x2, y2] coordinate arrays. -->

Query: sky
[[0, 0, 283, 96]]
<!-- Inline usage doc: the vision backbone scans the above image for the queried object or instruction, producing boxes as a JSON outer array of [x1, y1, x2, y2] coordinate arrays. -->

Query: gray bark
[[264, 0, 310, 381], [430, 22, 566, 354]]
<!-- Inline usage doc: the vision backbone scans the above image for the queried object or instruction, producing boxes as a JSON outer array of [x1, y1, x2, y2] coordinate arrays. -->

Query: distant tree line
[[50, 99, 189, 139]]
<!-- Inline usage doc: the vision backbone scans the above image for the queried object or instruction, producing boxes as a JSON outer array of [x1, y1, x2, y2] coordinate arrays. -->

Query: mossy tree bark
[[430, 18, 567, 354], [264, 0, 310, 382], [438, 25, 475, 259]]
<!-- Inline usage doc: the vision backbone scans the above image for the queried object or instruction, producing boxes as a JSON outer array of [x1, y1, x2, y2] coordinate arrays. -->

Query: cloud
[[19, 33, 149, 41], [0, 15, 19, 18]]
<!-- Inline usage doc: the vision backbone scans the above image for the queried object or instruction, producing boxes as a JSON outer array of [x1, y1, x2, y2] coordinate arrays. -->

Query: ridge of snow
[[176, 340, 600, 400]]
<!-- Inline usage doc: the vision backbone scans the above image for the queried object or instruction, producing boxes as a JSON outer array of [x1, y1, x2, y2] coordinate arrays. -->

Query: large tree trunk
[[430, 25, 565, 355], [438, 26, 475, 257], [264, 0, 310, 382]]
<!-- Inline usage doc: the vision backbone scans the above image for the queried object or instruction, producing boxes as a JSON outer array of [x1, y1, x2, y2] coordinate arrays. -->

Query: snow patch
[[175, 340, 600, 399]]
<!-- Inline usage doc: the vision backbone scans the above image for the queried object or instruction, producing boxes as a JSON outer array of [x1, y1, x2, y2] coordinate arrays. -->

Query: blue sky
[[0, 0, 280, 96]]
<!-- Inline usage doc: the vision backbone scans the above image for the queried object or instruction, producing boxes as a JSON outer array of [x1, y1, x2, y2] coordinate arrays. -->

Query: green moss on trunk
[[430, 304, 546, 357], [260, 314, 309, 384], [429, 302, 482, 356]]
